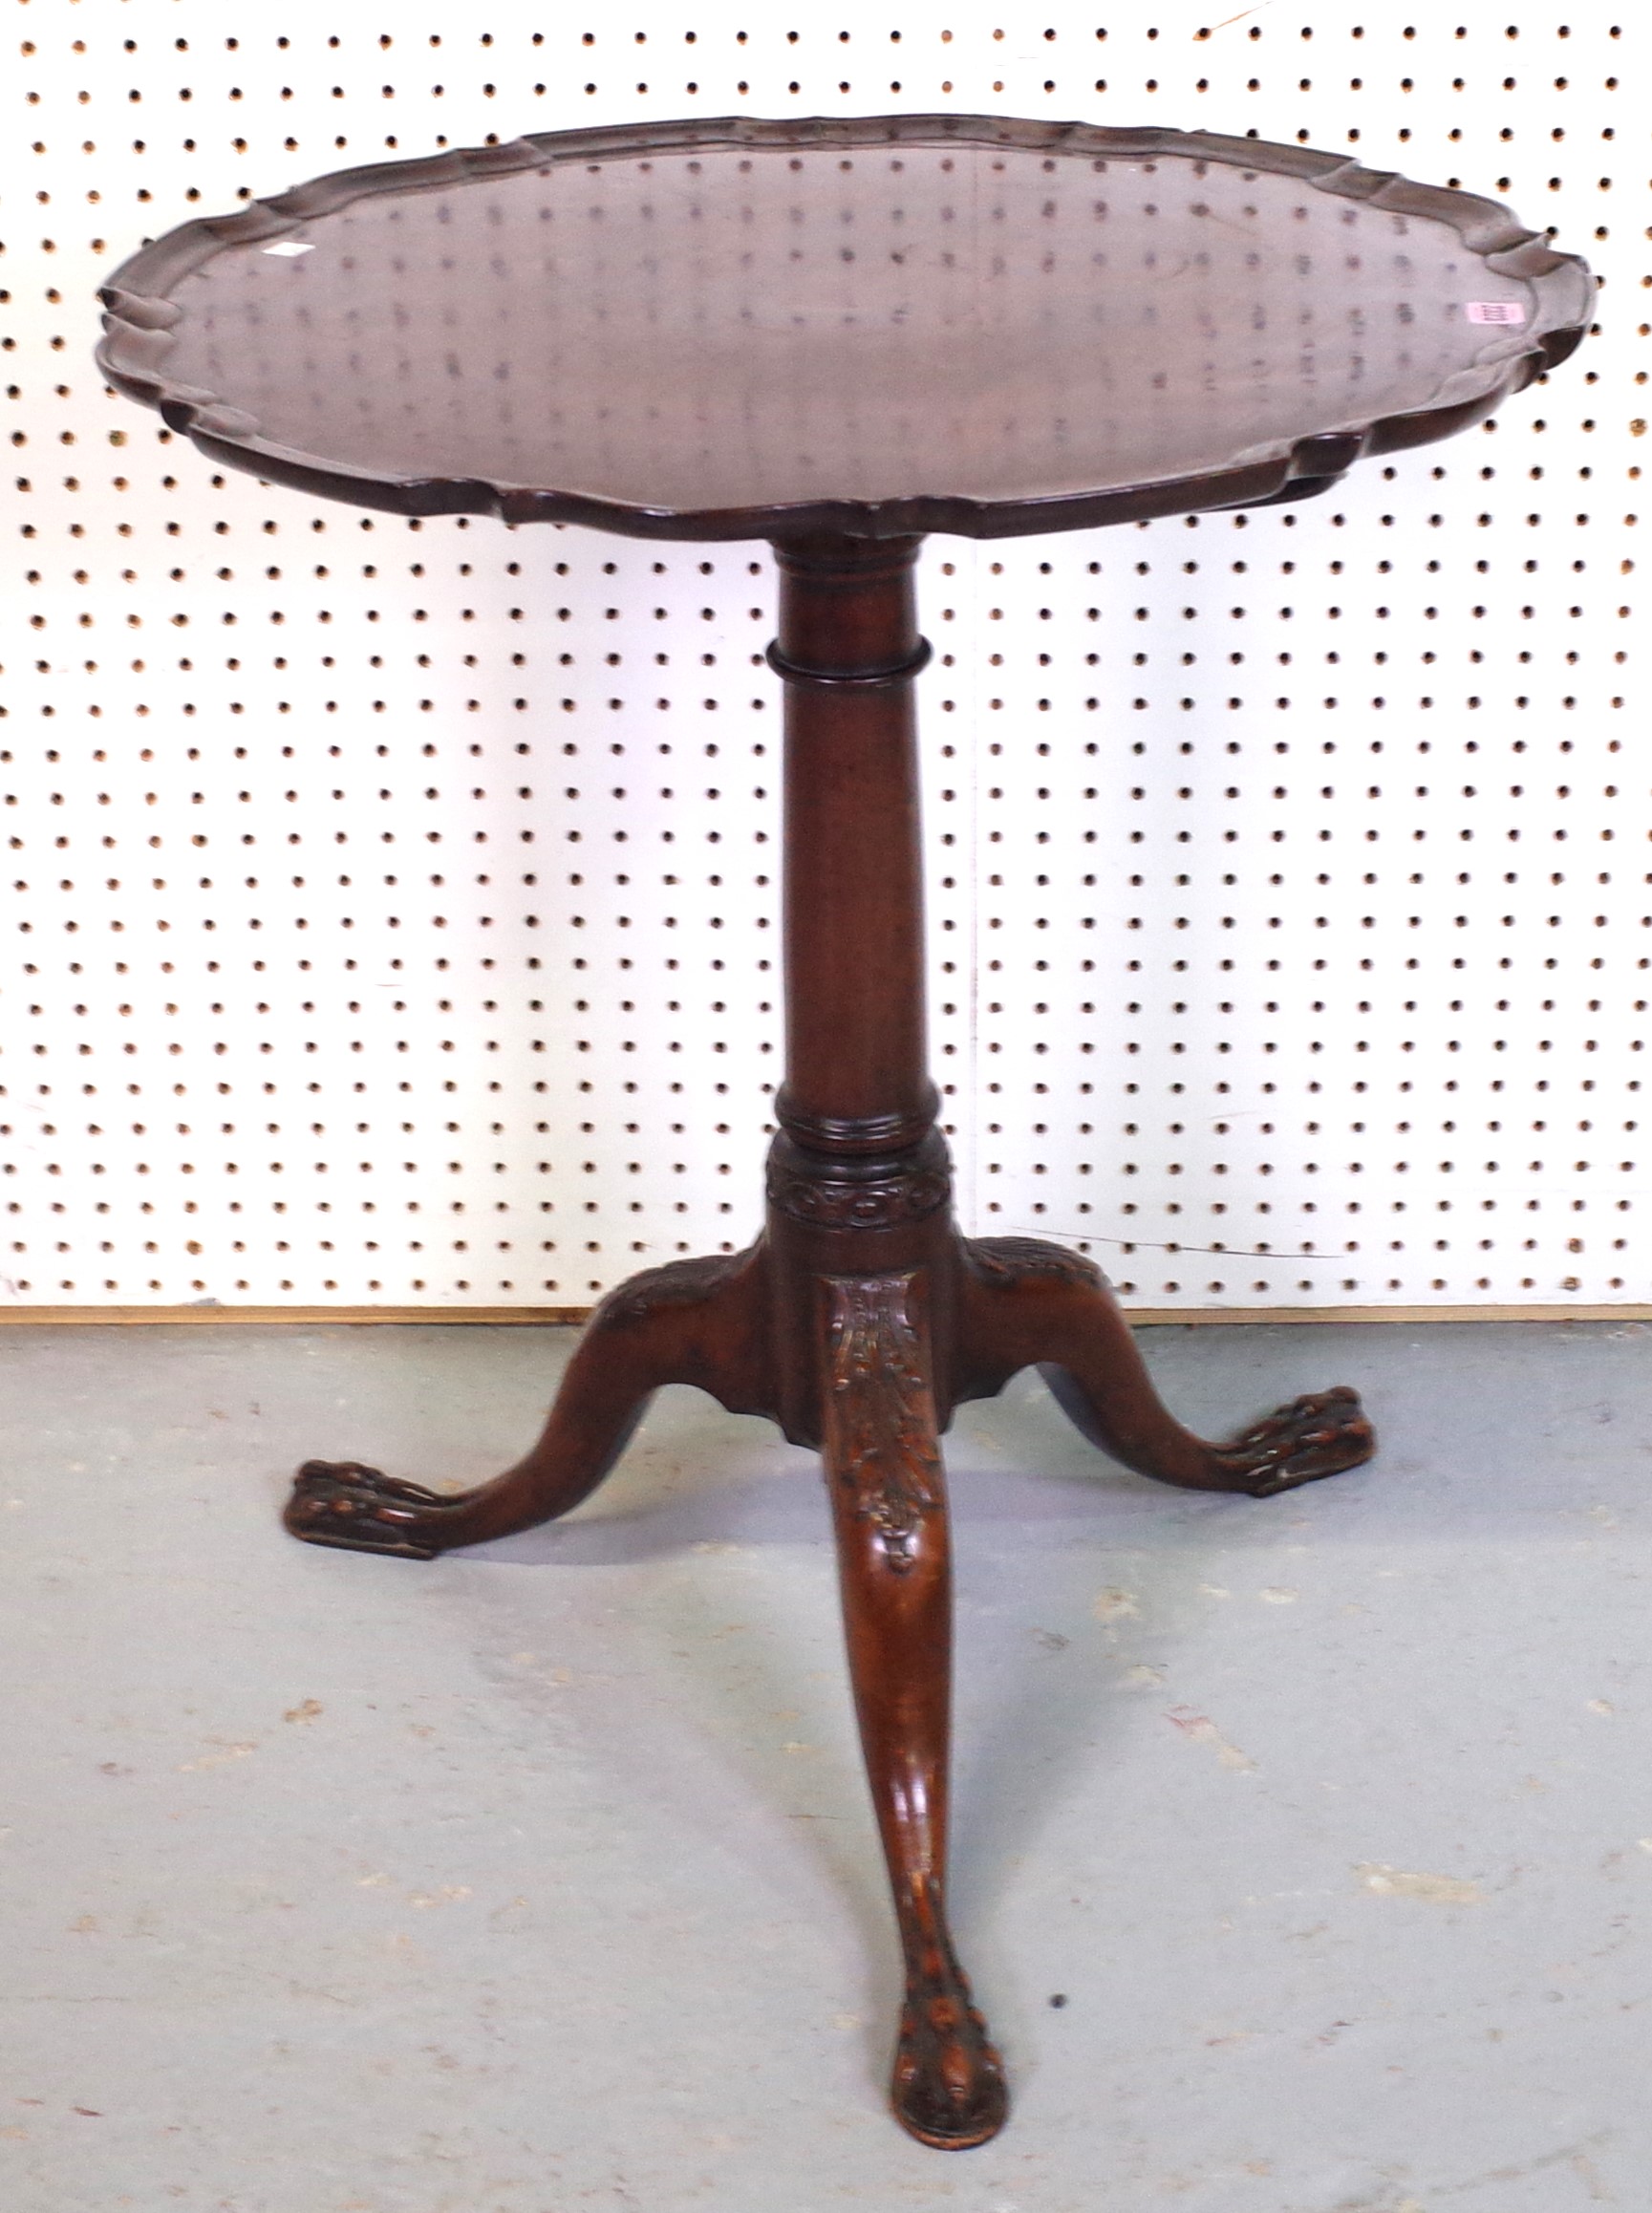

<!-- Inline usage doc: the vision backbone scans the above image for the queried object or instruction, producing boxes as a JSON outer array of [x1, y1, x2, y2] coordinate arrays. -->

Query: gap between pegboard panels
[[2, 6, 1645, 1315]]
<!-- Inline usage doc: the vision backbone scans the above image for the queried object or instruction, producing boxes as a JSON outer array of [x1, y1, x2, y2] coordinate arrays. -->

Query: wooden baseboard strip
[[0, 1304, 591, 1328], [1125, 1303, 1652, 1327], [1, 1301, 1649, 1330]]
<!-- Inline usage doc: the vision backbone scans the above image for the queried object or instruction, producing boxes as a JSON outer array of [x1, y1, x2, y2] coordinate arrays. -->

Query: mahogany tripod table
[[100, 114, 1591, 2148]]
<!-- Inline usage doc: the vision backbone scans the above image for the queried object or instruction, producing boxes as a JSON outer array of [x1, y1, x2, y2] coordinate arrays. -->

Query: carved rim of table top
[[97, 112, 1595, 545]]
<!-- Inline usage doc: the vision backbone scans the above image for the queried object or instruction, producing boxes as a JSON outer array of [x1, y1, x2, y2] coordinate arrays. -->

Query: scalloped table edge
[[95, 112, 1596, 545]]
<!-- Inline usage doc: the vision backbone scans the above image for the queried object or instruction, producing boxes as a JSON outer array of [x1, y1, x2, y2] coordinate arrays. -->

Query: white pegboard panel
[[0, 3, 1643, 1313]]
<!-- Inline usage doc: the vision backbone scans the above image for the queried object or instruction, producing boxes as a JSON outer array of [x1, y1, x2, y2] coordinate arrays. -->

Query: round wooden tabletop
[[97, 114, 1593, 542]]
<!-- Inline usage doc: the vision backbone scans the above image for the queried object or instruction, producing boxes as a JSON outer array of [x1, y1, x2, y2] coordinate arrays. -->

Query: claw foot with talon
[[1215, 1384, 1375, 1497], [284, 1460, 457, 1558], [890, 1924, 1009, 2150]]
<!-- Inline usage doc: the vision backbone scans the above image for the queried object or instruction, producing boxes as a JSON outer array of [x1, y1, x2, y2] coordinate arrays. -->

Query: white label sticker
[[1465, 300, 1526, 325], [262, 241, 314, 258]]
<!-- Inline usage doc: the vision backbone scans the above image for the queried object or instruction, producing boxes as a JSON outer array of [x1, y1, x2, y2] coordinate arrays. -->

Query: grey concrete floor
[[4, 1320, 1652, 2212]]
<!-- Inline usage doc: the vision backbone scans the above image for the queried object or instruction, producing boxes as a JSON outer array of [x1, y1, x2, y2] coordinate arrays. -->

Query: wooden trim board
[[2, 1303, 1649, 1329]]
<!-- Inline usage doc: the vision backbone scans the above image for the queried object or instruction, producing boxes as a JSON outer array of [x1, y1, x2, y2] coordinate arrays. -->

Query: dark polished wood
[[97, 113, 1593, 545], [821, 1266, 1006, 2149], [103, 112, 1592, 2150], [287, 1246, 771, 1558], [284, 534, 1375, 2145]]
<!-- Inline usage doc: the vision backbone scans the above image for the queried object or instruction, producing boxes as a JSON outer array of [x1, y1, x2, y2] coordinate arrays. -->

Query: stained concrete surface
[[4, 1319, 1652, 2212]]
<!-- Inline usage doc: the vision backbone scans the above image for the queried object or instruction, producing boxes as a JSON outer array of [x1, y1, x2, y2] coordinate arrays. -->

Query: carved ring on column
[[766, 1130, 952, 1231]]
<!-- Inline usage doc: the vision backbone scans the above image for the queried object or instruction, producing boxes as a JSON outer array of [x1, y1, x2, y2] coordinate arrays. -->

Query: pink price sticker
[[1465, 300, 1527, 326]]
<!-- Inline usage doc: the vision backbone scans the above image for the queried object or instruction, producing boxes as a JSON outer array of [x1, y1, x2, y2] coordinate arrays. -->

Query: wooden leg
[[957, 1236, 1374, 1497], [283, 1245, 772, 1557], [820, 1268, 1008, 2150]]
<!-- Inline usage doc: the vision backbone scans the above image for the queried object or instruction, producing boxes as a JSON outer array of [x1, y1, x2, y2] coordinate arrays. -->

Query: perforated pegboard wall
[[2, 4, 1643, 1313]]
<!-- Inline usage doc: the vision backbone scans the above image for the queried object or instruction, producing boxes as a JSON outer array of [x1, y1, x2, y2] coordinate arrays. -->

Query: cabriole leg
[[820, 1267, 1008, 2150], [958, 1236, 1374, 1496], [284, 1245, 771, 1557]]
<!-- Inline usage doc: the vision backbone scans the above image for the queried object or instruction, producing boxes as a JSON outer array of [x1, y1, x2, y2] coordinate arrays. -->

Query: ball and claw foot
[[284, 1460, 456, 1559], [1212, 1384, 1374, 1497], [890, 1944, 1010, 2150]]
